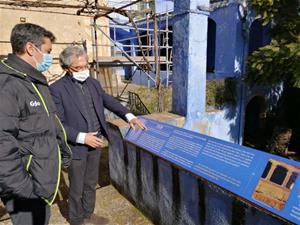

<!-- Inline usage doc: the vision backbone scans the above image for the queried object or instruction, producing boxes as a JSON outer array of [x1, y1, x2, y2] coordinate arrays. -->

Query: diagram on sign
[[252, 159, 300, 210]]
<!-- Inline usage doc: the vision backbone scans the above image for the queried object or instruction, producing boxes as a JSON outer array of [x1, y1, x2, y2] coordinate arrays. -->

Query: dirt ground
[[0, 148, 152, 225]]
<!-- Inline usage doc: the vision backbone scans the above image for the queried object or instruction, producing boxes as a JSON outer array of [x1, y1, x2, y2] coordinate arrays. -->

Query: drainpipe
[[237, 4, 249, 145], [172, 0, 209, 131]]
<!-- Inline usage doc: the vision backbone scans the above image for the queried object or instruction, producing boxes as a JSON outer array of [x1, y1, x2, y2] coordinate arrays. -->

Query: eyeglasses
[[69, 64, 90, 72]]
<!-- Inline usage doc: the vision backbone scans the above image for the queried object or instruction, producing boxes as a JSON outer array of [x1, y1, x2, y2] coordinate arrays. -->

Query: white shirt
[[76, 113, 136, 144]]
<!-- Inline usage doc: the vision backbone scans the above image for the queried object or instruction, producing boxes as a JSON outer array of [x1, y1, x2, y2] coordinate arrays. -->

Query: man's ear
[[24, 42, 35, 56]]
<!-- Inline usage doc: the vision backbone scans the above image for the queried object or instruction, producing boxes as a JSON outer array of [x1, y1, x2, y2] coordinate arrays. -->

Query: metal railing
[[128, 91, 150, 115]]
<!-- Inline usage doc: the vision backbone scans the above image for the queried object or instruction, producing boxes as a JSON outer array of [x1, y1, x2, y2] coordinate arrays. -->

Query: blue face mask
[[36, 53, 53, 72], [33, 46, 53, 72]]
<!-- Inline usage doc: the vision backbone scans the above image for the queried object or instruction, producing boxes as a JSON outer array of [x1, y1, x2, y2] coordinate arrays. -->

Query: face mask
[[32, 46, 53, 72], [72, 69, 90, 82]]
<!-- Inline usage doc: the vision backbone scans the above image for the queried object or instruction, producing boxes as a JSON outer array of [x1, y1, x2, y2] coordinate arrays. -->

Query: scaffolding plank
[[95, 56, 168, 67]]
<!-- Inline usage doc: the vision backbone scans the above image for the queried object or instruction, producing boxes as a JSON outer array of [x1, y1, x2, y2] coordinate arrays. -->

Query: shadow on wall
[[243, 96, 267, 150], [226, 17, 272, 145]]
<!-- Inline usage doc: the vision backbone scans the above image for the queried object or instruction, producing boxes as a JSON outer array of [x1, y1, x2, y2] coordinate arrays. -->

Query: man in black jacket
[[50, 46, 146, 225], [0, 23, 72, 225]]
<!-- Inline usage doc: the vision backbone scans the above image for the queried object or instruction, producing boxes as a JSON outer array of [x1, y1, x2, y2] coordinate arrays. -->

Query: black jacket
[[49, 74, 130, 159], [0, 54, 72, 205]]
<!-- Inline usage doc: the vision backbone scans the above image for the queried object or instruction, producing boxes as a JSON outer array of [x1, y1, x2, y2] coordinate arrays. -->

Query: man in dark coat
[[0, 23, 72, 225], [50, 46, 145, 225]]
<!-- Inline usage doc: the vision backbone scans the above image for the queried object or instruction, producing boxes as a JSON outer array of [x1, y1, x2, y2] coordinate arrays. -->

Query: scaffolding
[[91, 1, 173, 101], [0, 0, 173, 111]]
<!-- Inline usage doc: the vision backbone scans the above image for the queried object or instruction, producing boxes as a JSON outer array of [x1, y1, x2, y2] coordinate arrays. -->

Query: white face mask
[[72, 69, 90, 82]]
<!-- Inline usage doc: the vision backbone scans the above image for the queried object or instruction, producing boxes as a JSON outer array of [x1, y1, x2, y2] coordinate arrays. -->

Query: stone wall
[[0, 1, 113, 89]]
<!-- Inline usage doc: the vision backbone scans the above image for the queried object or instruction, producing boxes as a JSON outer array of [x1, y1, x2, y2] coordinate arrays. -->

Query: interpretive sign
[[125, 117, 300, 224]]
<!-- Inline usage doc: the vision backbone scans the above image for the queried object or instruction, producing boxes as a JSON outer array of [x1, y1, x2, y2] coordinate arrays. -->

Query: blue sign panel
[[125, 117, 300, 224]]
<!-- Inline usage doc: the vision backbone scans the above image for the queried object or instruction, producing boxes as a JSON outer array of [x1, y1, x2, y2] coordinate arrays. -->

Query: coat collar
[[63, 74, 88, 121], [63, 74, 102, 122], [6, 54, 48, 85], [62, 74, 106, 130]]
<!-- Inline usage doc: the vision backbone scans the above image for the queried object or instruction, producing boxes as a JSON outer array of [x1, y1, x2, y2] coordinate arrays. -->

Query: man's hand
[[84, 132, 103, 148], [129, 118, 147, 130]]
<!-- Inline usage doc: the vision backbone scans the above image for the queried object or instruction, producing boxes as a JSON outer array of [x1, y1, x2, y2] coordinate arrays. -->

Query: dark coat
[[49, 74, 130, 159], [0, 54, 72, 205]]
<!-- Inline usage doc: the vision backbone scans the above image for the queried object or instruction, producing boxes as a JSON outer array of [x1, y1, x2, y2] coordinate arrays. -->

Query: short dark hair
[[10, 23, 56, 54]]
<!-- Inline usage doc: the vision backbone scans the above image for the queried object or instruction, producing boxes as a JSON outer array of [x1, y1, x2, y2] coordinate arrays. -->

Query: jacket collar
[[63, 73, 102, 122], [6, 54, 48, 85], [63, 74, 89, 121]]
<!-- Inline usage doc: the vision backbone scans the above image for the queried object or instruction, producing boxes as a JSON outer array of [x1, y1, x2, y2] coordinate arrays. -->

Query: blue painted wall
[[105, 2, 287, 224], [113, 3, 246, 81], [155, 0, 174, 14], [210, 4, 244, 78], [109, 0, 276, 145], [108, 0, 270, 81]]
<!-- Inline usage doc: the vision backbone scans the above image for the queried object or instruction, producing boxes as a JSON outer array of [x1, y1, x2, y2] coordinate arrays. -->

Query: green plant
[[206, 78, 237, 110], [246, 0, 300, 158], [246, 0, 300, 87]]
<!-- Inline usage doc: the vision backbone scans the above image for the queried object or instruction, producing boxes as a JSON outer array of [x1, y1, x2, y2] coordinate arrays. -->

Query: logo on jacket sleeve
[[30, 100, 41, 107]]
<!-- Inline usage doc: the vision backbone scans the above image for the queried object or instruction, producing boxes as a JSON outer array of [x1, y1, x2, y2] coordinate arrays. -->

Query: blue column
[[172, 0, 209, 127]]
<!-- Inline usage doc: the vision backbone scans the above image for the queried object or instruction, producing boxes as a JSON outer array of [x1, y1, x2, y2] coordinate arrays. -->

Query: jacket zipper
[[31, 83, 62, 206], [55, 114, 72, 157], [1, 60, 62, 206]]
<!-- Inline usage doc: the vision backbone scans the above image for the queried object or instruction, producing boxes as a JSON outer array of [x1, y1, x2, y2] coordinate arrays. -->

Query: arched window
[[243, 96, 267, 149], [207, 18, 216, 73]]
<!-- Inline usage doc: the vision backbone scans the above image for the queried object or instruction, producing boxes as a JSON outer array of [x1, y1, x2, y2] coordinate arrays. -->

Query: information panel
[[125, 117, 300, 224]]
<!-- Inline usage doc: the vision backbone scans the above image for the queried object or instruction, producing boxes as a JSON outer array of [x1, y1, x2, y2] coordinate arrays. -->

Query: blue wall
[[109, 1, 276, 145], [109, 1, 269, 82], [119, 3, 247, 84], [209, 4, 244, 78], [155, 0, 174, 14]]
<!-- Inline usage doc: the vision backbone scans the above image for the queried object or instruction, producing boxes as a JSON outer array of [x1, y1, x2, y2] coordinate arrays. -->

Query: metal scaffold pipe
[[96, 25, 156, 84]]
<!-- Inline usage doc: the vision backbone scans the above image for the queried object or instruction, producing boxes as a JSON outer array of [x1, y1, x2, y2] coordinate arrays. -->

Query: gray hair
[[10, 23, 56, 54], [59, 45, 87, 69]]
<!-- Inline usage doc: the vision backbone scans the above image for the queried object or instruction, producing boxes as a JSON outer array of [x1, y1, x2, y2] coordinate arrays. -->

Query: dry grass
[[125, 84, 172, 113]]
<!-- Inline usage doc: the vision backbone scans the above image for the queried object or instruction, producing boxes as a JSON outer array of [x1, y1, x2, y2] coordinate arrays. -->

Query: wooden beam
[[94, 0, 144, 20], [0, 1, 83, 8]]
